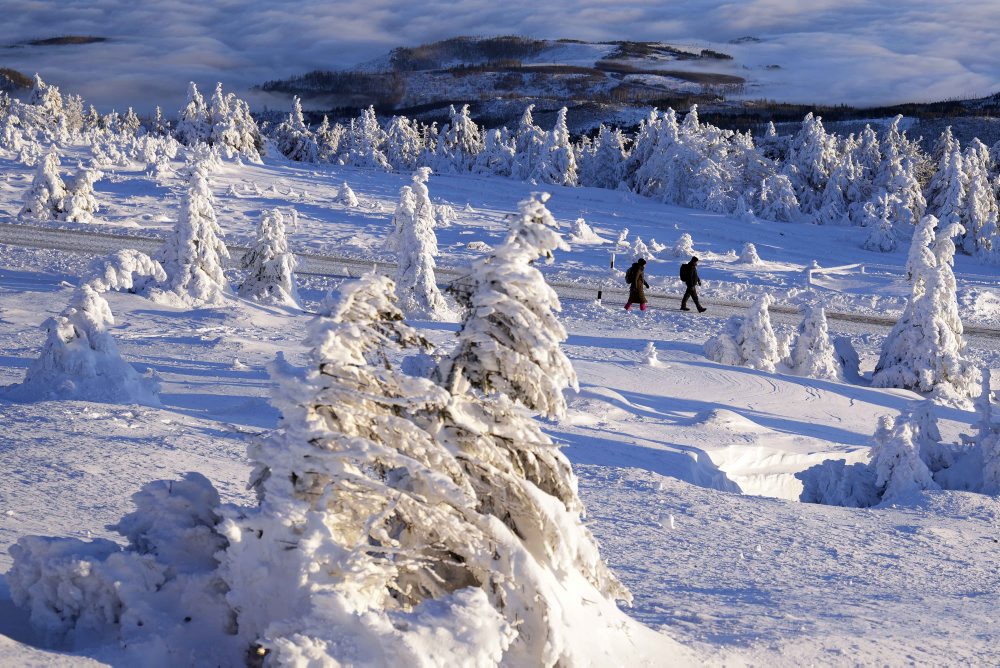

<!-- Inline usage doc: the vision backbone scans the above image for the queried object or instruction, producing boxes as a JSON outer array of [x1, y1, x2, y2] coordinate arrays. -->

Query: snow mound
[[694, 408, 769, 434]]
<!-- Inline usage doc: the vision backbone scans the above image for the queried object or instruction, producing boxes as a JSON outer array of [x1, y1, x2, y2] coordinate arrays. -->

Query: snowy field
[[2, 129, 1000, 666]]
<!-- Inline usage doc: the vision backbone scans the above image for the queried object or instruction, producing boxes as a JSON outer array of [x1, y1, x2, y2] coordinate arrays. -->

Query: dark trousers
[[681, 285, 702, 309]]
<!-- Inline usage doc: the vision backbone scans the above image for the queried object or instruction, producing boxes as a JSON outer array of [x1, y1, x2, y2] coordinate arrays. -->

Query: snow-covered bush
[[239, 208, 301, 308], [436, 202, 457, 228], [787, 306, 841, 380], [335, 181, 359, 207], [7, 473, 239, 662], [567, 217, 607, 244], [738, 242, 761, 264], [797, 459, 879, 507], [632, 235, 651, 260], [157, 163, 231, 306], [644, 341, 661, 366], [672, 232, 695, 258], [872, 216, 980, 405], [3, 250, 165, 405]]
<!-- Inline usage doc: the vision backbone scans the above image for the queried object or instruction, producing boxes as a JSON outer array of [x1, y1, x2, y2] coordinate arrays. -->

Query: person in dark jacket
[[680, 256, 707, 312], [625, 258, 649, 311]]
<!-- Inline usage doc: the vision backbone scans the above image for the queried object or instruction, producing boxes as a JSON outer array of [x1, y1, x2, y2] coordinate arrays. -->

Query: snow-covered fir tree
[[220, 276, 519, 664], [174, 82, 210, 146], [968, 370, 1000, 492], [672, 232, 695, 258], [157, 162, 231, 305], [346, 106, 390, 170], [511, 104, 545, 180], [439, 192, 632, 664], [632, 236, 651, 261], [435, 104, 483, 173], [60, 164, 102, 223], [872, 215, 980, 405], [392, 169, 450, 319], [787, 305, 841, 380], [925, 128, 962, 219], [473, 127, 515, 177], [861, 194, 899, 253], [18, 151, 66, 221], [705, 294, 783, 372], [383, 115, 424, 170], [870, 414, 939, 502], [532, 107, 577, 186], [578, 124, 626, 189], [959, 139, 1000, 256], [757, 173, 800, 222], [782, 113, 839, 214], [272, 96, 320, 163], [239, 208, 301, 308]]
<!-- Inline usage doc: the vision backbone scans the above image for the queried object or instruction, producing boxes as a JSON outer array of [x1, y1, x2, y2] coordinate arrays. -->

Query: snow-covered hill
[[2, 105, 1000, 663]]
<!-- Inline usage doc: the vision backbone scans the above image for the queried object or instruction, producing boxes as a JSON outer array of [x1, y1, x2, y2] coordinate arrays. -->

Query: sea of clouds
[[1, 0, 998, 113]]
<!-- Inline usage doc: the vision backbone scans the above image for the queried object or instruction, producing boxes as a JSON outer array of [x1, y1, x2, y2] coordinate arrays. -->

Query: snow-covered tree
[[473, 127, 515, 177], [383, 115, 424, 170], [207, 84, 263, 162], [60, 165, 103, 223], [273, 96, 320, 163], [632, 236, 651, 261], [174, 82, 210, 146], [672, 232, 695, 258], [872, 216, 980, 405], [960, 140, 1000, 256], [705, 294, 782, 372], [239, 208, 301, 308], [18, 151, 66, 221], [157, 163, 231, 305], [861, 194, 898, 253], [439, 192, 632, 664], [567, 217, 606, 244], [532, 107, 577, 186], [435, 104, 483, 172], [4, 251, 165, 404], [757, 173, 800, 222], [787, 306, 841, 380], [346, 106, 390, 171], [870, 414, 939, 502], [925, 129, 962, 220], [392, 169, 450, 319], [511, 104, 545, 180], [578, 124, 626, 189], [970, 370, 1000, 492], [219, 276, 515, 664], [782, 113, 839, 214]]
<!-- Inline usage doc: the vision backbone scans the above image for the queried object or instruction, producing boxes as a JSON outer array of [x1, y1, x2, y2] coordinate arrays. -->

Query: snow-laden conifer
[[439, 192, 634, 664], [239, 208, 301, 308], [174, 82, 210, 146], [970, 370, 1000, 492], [435, 104, 483, 172], [392, 169, 450, 319], [960, 140, 999, 256], [157, 163, 231, 305], [473, 128, 515, 177], [632, 236, 651, 261], [219, 276, 515, 664], [872, 216, 980, 405], [870, 414, 939, 502], [383, 115, 423, 169], [532, 107, 577, 186], [787, 306, 841, 380], [578, 124, 626, 189], [61, 165, 102, 223], [705, 294, 782, 372], [672, 232, 695, 258], [782, 113, 839, 213], [757, 173, 800, 222], [861, 194, 898, 253], [273, 96, 320, 163], [567, 217, 606, 244], [346, 106, 390, 170], [18, 151, 66, 221], [511, 104, 545, 180]]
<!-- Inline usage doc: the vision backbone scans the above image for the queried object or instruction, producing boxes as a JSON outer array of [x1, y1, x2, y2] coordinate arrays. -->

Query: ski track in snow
[[2, 146, 1000, 665]]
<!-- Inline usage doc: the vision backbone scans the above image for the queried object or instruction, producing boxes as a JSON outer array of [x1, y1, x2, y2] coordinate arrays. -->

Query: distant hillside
[[256, 36, 748, 130], [0, 67, 32, 91]]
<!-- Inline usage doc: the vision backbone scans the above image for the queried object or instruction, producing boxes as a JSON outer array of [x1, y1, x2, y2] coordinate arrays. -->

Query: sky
[[1, 0, 999, 113]]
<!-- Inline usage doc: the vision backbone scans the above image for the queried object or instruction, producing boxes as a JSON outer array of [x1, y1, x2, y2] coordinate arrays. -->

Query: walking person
[[679, 256, 707, 312], [625, 258, 649, 312]]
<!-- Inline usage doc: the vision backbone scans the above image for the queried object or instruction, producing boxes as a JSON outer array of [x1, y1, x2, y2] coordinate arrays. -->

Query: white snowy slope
[[1, 142, 1000, 665]]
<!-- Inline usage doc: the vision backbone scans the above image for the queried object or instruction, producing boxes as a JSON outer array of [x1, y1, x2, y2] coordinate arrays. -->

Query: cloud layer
[[1, 0, 998, 113]]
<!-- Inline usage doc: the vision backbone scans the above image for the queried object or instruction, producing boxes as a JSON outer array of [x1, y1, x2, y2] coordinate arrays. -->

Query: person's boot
[[697, 306, 707, 313], [680, 305, 690, 311]]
